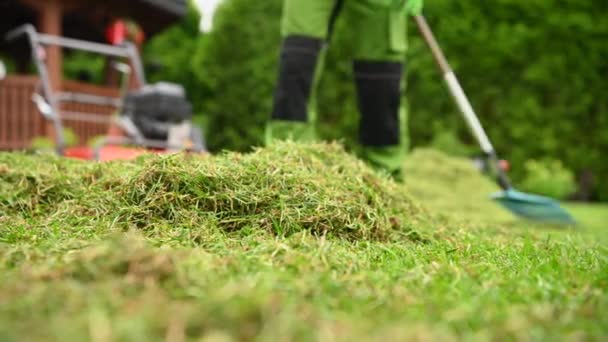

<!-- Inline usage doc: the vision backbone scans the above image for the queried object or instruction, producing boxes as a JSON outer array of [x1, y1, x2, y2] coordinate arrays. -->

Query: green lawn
[[566, 203, 608, 233], [0, 144, 606, 341]]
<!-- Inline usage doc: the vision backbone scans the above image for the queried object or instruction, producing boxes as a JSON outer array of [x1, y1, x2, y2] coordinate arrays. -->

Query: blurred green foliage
[[63, 51, 104, 84], [520, 159, 577, 200], [29, 136, 55, 151], [117, 0, 608, 200], [144, 0, 206, 104], [429, 128, 478, 158], [30, 128, 79, 150], [0, 54, 15, 75], [408, 0, 608, 202], [193, 0, 282, 151]]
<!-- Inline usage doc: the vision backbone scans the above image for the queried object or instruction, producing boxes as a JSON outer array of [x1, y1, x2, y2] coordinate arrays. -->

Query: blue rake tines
[[492, 189, 576, 225]]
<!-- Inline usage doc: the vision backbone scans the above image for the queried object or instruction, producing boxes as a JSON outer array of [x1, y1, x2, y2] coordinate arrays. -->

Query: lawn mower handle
[[4, 24, 35, 42], [414, 15, 512, 191]]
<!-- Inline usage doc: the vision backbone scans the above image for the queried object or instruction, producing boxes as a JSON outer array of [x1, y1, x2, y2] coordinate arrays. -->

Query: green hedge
[[407, 0, 608, 201], [194, 0, 282, 152]]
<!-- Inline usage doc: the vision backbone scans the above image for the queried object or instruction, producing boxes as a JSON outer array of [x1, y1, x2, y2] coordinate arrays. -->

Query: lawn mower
[[5, 24, 206, 161]]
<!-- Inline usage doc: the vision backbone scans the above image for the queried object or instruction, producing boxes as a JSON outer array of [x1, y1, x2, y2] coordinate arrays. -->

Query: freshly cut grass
[[0, 153, 90, 215], [120, 143, 426, 240], [0, 143, 427, 240], [404, 149, 515, 224], [0, 142, 606, 341]]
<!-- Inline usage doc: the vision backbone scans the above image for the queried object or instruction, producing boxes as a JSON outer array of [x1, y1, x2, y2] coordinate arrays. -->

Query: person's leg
[[354, 61, 408, 180], [346, 0, 409, 180], [266, 0, 342, 144]]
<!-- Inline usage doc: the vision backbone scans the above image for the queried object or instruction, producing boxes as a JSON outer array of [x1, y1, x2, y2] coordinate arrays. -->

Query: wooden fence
[[0, 75, 45, 150], [61, 79, 120, 146], [0, 75, 120, 150]]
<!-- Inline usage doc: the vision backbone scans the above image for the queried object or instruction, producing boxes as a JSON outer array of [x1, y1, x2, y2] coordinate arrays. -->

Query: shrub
[[519, 159, 577, 200], [429, 127, 477, 158], [194, 0, 282, 151]]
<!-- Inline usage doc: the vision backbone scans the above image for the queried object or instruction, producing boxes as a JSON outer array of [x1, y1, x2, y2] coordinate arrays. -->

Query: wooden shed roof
[[0, 0, 188, 43]]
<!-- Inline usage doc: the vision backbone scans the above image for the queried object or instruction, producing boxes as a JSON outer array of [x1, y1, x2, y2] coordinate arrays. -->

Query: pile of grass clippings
[[0, 143, 428, 241], [404, 148, 515, 224]]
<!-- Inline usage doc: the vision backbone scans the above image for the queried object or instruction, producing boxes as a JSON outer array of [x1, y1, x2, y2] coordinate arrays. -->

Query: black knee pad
[[271, 36, 323, 122], [353, 61, 403, 147]]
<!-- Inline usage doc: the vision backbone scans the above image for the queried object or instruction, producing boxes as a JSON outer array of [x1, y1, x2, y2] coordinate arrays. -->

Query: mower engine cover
[[124, 82, 193, 140]]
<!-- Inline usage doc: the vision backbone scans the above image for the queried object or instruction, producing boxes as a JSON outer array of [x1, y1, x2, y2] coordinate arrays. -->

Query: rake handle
[[414, 15, 451, 74], [414, 15, 512, 191]]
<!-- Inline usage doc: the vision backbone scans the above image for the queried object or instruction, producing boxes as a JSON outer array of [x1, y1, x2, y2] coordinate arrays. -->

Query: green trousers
[[282, 0, 409, 60], [267, 0, 411, 180]]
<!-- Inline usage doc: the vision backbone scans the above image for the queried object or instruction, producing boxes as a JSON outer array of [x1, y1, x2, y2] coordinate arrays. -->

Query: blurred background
[[1, 0, 607, 203]]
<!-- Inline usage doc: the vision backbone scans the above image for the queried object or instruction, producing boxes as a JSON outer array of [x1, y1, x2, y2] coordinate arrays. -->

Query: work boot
[[354, 60, 407, 180], [266, 35, 323, 145], [359, 145, 407, 181]]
